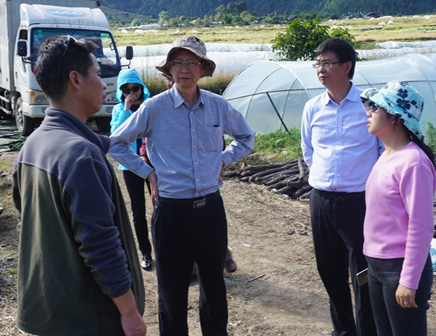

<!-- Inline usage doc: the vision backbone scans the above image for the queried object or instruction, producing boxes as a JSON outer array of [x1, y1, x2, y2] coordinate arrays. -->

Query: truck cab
[[0, 1, 130, 135]]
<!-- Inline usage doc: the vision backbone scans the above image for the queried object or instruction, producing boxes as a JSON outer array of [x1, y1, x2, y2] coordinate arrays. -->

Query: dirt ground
[[1, 150, 436, 336]]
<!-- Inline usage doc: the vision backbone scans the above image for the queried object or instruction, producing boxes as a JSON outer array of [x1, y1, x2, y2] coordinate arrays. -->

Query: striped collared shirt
[[109, 85, 255, 198]]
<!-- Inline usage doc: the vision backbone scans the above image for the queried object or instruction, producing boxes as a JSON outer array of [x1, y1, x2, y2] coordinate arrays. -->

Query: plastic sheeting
[[109, 40, 436, 78], [222, 54, 436, 135]]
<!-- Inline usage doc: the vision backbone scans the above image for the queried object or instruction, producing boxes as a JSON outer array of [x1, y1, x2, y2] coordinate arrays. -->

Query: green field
[[116, 14, 436, 98], [113, 14, 436, 47]]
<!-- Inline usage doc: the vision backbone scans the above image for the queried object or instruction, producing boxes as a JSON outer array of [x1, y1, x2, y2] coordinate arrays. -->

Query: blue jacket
[[110, 68, 150, 170]]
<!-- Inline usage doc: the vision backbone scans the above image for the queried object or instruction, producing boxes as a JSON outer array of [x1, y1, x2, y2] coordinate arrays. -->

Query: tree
[[271, 18, 361, 61], [240, 10, 257, 23], [131, 18, 141, 26], [178, 15, 190, 26], [215, 4, 226, 14], [158, 11, 171, 25], [168, 18, 179, 27], [232, 15, 244, 25], [194, 18, 203, 26], [236, 1, 247, 13], [226, 2, 238, 15], [222, 13, 233, 24]]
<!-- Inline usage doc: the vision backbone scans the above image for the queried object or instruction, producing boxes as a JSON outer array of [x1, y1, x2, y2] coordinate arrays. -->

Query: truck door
[[14, 29, 30, 91]]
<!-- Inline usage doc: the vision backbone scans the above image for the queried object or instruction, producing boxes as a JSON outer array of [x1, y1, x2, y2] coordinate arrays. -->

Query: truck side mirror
[[17, 41, 28, 57], [125, 46, 133, 60]]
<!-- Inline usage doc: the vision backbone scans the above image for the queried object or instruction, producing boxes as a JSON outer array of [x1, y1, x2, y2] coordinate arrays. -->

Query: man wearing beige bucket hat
[[109, 35, 255, 335], [156, 35, 216, 79]]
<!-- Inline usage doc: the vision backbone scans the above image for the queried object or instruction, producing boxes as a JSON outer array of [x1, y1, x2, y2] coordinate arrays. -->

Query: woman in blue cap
[[361, 81, 435, 335], [111, 68, 153, 271]]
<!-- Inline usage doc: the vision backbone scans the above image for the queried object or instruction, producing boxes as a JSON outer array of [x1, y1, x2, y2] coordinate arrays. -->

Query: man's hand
[[218, 161, 225, 183], [396, 283, 418, 308], [120, 312, 147, 336], [113, 289, 147, 335], [147, 170, 158, 207]]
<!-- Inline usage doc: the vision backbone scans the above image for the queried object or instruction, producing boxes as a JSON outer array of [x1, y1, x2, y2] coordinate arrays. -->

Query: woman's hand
[[396, 284, 417, 308], [124, 93, 136, 111]]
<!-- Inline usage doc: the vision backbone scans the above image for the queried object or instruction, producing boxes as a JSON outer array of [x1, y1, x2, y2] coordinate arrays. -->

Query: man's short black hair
[[35, 35, 98, 101], [315, 38, 357, 79]]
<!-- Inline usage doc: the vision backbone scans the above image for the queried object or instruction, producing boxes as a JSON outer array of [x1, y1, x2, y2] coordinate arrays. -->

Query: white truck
[[0, 0, 132, 135]]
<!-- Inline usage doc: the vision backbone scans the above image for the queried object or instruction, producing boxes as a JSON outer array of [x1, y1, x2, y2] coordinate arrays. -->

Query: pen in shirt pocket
[[213, 124, 219, 127]]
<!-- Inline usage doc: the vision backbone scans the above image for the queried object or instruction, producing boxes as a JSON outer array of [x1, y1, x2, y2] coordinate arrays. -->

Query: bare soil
[[1, 150, 436, 336]]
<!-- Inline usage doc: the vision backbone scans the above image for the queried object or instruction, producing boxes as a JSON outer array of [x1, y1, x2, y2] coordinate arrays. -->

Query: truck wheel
[[15, 98, 35, 136], [95, 117, 111, 132]]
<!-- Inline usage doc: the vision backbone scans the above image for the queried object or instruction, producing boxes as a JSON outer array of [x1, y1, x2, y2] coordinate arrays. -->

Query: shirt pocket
[[204, 126, 223, 152]]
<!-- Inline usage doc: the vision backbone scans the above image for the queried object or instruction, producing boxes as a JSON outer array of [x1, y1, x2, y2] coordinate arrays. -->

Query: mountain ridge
[[102, 0, 435, 19]]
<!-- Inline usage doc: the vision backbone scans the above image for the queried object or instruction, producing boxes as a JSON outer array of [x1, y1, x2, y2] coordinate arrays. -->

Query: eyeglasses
[[169, 60, 202, 70], [361, 98, 380, 113], [56, 36, 78, 83], [122, 85, 141, 95], [312, 60, 344, 69]]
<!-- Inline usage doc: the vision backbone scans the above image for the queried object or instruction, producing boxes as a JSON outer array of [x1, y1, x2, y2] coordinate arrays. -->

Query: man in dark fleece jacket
[[12, 35, 147, 336]]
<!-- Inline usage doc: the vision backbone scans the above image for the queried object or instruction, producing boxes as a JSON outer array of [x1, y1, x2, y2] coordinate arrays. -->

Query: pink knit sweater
[[364, 142, 436, 289]]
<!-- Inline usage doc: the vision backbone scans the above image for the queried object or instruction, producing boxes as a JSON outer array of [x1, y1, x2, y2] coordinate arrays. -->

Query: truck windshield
[[31, 28, 121, 78]]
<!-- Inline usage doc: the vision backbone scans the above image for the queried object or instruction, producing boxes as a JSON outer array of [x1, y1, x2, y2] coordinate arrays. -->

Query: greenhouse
[[222, 54, 436, 135]]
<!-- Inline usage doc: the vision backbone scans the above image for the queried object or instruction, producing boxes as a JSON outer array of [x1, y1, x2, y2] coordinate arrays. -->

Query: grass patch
[[198, 73, 237, 95], [144, 72, 236, 97], [114, 25, 283, 46], [3, 268, 17, 278], [325, 15, 436, 43], [226, 129, 302, 162], [0, 154, 19, 286], [252, 129, 302, 160], [0, 159, 11, 172]]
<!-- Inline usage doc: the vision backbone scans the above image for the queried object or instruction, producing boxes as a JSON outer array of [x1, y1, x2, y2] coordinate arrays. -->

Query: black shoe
[[225, 259, 237, 273], [141, 255, 152, 271]]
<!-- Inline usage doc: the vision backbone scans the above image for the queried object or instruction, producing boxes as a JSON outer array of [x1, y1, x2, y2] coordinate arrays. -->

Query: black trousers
[[310, 189, 377, 336], [123, 170, 152, 256], [367, 256, 433, 336], [152, 193, 228, 336]]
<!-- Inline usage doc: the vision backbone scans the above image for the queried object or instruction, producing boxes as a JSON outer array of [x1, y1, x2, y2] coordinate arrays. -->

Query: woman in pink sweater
[[361, 81, 435, 336]]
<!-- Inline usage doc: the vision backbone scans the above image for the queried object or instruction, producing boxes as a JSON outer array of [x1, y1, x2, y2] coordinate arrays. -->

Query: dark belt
[[314, 188, 365, 204], [158, 190, 220, 209]]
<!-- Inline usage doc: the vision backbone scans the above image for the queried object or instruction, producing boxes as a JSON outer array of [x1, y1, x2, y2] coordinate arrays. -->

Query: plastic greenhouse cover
[[255, 67, 297, 93], [224, 62, 282, 99], [223, 54, 436, 134]]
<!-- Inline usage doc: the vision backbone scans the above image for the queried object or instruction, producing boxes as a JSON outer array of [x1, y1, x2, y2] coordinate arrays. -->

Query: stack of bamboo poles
[[223, 157, 312, 200]]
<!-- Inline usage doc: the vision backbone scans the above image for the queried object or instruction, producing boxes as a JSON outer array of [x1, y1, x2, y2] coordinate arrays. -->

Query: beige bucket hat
[[155, 35, 216, 78]]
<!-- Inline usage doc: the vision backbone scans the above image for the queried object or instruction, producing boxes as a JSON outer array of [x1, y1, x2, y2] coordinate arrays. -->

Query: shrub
[[426, 122, 436, 153], [198, 73, 236, 95], [271, 18, 360, 61], [144, 72, 235, 97]]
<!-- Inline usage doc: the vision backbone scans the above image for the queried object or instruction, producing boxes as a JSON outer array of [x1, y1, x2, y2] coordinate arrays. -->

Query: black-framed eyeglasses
[[122, 85, 141, 95], [361, 98, 380, 113], [312, 60, 344, 69], [169, 60, 202, 70], [56, 36, 78, 83]]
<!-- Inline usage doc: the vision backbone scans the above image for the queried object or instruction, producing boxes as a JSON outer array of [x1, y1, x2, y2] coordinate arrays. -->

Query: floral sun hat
[[360, 81, 424, 141]]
